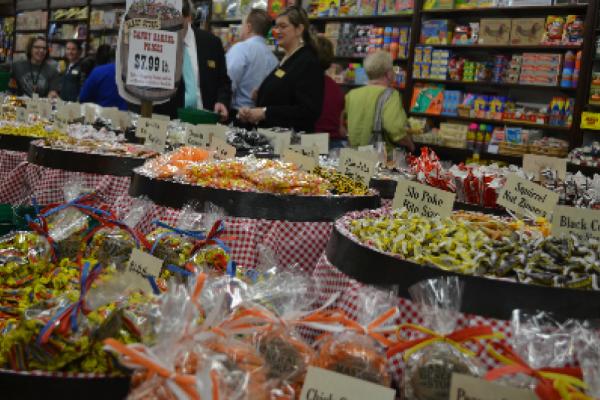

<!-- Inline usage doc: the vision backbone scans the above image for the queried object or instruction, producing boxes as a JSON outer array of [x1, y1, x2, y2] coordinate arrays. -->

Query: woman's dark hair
[[316, 35, 334, 70], [26, 36, 49, 62], [95, 44, 114, 65], [278, 6, 319, 53], [65, 40, 82, 52]]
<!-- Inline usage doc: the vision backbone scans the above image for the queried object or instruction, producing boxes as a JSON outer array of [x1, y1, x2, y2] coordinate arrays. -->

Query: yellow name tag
[[274, 69, 286, 78], [207, 60, 216, 68]]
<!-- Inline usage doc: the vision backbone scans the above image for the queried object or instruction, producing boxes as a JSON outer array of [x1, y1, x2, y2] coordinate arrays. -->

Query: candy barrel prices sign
[[127, 29, 177, 89]]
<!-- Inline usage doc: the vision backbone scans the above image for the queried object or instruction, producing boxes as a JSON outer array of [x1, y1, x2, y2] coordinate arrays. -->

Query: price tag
[[522, 154, 567, 180], [84, 104, 97, 124], [497, 174, 559, 219], [186, 124, 211, 147], [258, 129, 292, 155], [127, 28, 178, 90], [137, 117, 167, 138], [301, 133, 329, 155], [358, 144, 376, 153], [113, 110, 131, 130], [38, 101, 52, 120], [551, 205, 600, 240], [123, 248, 163, 293], [300, 367, 394, 400], [142, 118, 168, 152], [57, 102, 80, 121], [32, 93, 39, 100], [392, 179, 455, 218], [288, 144, 320, 161], [337, 148, 377, 185], [282, 148, 317, 172], [26, 99, 39, 116], [450, 374, 536, 400], [209, 136, 236, 160], [16, 107, 27, 123], [53, 110, 69, 131]]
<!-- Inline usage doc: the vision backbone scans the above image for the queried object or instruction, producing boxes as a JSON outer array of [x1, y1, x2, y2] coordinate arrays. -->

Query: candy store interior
[[0, 0, 600, 399]]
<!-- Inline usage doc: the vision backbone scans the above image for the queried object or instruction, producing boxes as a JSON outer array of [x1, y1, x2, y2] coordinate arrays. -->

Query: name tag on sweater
[[274, 69, 286, 78]]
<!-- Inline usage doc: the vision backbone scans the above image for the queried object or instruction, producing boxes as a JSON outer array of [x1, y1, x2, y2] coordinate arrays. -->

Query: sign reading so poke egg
[[117, 0, 184, 104]]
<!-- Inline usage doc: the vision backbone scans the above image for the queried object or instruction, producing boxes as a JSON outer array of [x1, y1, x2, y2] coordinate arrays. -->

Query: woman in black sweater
[[238, 6, 324, 132]]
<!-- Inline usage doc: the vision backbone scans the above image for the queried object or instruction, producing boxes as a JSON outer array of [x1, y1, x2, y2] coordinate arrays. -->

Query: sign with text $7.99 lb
[[497, 174, 559, 219], [392, 179, 455, 218], [127, 28, 177, 90]]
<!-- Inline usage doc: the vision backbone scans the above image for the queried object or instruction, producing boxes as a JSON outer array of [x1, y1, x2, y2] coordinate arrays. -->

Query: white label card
[[137, 117, 168, 139], [288, 144, 320, 161], [126, 28, 178, 90], [522, 154, 567, 180], [209, 136, 236, 160], [300, 367, 395, 400], [84, 105, 96, 124], [392, 179, 456, 218], [551, 205, 600, 240], [301, 133, 329, 154], [38, 102, 52, 120], [124, 248, 163, 293], [186, 124, 211, 147], [142, 118, 168, 152], [337, 148, 377, 185], [54, 110, 69, 131], [282, 148, 317, 172], [16, 107, 27, 123], [450, 374, 537, 400], [258, 129, 292, 155], [497, 174, 559, 219]]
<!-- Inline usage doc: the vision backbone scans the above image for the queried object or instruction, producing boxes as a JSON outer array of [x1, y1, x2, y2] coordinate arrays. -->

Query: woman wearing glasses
[[9, 36, 60, 98], [238, 6, 324, 133]]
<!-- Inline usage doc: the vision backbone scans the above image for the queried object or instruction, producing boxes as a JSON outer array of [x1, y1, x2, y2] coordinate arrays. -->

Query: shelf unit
[[11, 0, 126, 62], [413, 78, 578, 92]]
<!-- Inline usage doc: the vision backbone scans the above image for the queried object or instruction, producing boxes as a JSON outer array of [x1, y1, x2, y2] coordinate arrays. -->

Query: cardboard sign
[[124, 248, 163, 292], [137, 117, 168, 139], [282, 148, 317, 172], [301, 133, 329, 155], [288, 144, 320, 161], [392, 179, 456, 218], [53, 110, 69, 131], [581, 111, 600, 130], [450, 374, 537, 400], [152, 113, 171, 121], [127, 28, 178, 90], [522, 154, 567, 180], [551, 205, 600, 240], [38, 101, 52, 120], [258, 129, 292, 155], [186, 124, 212, 147], [26, 99, 39, 116], [84, 104, 97, 124], [300, 367, 394, 400], [497, 174, 559, 219], [56, 102, 80, 121], [337, 148, 377, 185], [209, 136, 236, 160], [358, 144, 376, 153], [144, 119, 169, 153], [15, 107, 27, 123]]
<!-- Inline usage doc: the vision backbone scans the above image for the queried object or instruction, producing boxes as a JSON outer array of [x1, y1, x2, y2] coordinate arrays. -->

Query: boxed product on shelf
[[420, 19, 452, 45], [51, 6, 88, 20], [423, 0, 454, 9], [452, 22, 479, 44], [589, 72, 600, 105], [410, 84, 444, 114], [438, 122, 467, 148], [16, 10, 48, 30], [356, 0, 378, 16], [479, 18, 512, 45], [430, 48, 450, 79], [518, 52, 562, 86], [541, 15, 565, 45], [560, 50, 581, 88], [562, 15, 584, 46], [377, 0, 413, 14], [90, 9, 125, 29], [509, 18, 545, 45], [441, 90, 462, 116], [506, 54, 522, 83]]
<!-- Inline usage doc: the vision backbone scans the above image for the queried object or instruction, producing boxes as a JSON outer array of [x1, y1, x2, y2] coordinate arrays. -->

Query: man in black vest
[[153, 0, 231, 120]]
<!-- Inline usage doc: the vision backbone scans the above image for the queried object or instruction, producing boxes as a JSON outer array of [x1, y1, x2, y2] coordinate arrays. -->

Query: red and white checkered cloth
[[0, 150, 27, 185], [311, 253, 512, 382], [0, 161, 131, 205], [113, 195, 333, 274]]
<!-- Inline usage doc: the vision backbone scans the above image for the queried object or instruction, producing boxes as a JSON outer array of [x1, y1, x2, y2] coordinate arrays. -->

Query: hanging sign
[[127, 28, 178, 89]]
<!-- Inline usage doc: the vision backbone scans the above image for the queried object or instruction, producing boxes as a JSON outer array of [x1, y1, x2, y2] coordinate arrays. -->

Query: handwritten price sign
[[337, 148, 377, 185], [124, 248, 163, 292]]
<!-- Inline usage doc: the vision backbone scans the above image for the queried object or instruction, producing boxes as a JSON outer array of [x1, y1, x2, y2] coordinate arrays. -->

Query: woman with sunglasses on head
[[9, 36, 60, 98], [238, 6, 324, 132]]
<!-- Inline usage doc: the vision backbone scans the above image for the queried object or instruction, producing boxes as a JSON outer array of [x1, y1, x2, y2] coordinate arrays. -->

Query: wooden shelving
[[413, 78, 577, 92], [422, 44, 582, 51], [421, 3, 587, 15], [409, 112, 572, 133], [309, 13, 413, 23]]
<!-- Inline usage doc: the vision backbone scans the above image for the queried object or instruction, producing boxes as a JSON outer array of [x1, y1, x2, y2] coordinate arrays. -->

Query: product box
[[410, 85, 444, 114], [510, 18, 545, 45], [479, 19, 512, 45], [420, 19, 452, 44], [423, 0, 454, 9], [454, 0, 478, 8]]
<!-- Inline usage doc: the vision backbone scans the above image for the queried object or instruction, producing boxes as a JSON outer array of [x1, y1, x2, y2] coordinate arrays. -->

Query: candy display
[[226, 127, 274, 155], [325, 23, 411, 60], [138, 151, 374, 197]]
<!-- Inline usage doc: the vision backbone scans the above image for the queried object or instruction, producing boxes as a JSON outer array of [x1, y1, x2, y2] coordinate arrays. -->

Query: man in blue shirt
[[226, 9, 278, 115], [80, 61, 128, 110]]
